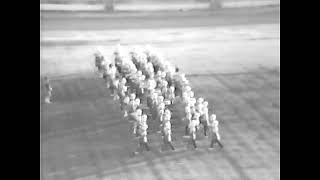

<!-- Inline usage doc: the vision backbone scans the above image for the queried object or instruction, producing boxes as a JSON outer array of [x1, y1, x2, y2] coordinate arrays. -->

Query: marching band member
[[138, 114, 150, 151], [184, 104, 192, 136], [200, 101, 209, 137], [92, 45, 225, 152], [162, 120, 175, 151], [94, 47, 106, 77], [191, 107, 201, 131], [131, 108, 142, 136], [189, 118, 198, 149], [208, 114, 223, 149], [122, 95, 130, 117], [167, 85, 176, 104], [111, 76, 120, 100], [157, 98, 165, 123]]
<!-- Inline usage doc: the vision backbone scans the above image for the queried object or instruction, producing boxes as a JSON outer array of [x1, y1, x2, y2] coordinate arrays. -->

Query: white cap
[[210, 114, 216, 121], [158, 96, 164, 101], [136, 109, 142, 116], [189, 91, 194, 98], [130, 93, 136, 100], [198, 98, 204, 103], [159, 102, 165, 109], [123, 96, 130, 104]]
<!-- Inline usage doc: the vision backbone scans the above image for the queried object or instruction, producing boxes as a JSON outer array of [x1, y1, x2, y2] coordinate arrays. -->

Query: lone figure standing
[[43, 76, 52, 104]]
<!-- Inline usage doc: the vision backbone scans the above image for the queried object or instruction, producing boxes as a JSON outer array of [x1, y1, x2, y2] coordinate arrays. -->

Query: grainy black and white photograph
[[40, 0, 280, 179]]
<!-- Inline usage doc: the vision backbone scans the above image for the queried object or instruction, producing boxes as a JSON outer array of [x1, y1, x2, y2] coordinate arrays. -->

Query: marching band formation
[[94, 44, 223, 153]]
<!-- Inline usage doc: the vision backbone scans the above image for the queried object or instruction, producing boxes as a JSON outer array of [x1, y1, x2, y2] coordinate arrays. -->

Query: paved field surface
[[41, 66, 280, 180]]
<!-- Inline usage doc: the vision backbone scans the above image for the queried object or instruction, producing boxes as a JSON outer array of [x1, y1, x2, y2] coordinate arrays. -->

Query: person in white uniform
[[208, 114, 223, 149], [43, 76, 53, 104], [138, 114, 150, 151], [162, 120, 175, 151]]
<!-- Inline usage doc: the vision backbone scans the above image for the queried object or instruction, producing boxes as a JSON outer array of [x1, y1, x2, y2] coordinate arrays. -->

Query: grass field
[[40, 66, 279, 180]]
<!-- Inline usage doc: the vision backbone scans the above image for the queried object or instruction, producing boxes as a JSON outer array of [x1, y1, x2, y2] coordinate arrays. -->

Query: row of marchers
[[94, 45, 223, 154]]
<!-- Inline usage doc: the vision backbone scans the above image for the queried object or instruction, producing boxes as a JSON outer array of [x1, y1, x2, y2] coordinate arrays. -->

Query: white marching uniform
[[191, 111, 201, 129], [139, 121, 148, 142], [96, 45, 222, 150], [146, 62, 154, 75], [161, 86, 168, 98], [182, 92, 189, 103], [167, 86, 175, 103], [44, 79, 52, 104], [188, 120, 198, 140], [157, 102, 165, 122], [201, 107, 209, 123], [112, 78, 120, 99], [163, 121, 172, 142], [155, 71, 163, 81], [151, 91, 158, 107], [195, 101, 204, 114], [157, 96, 164, 107], [128, 100, 138, 117], [146, 79, 157, 92], [185, 105, 192, 123], [188, 97, 197, 107], [118, 82, 127, 98], [163, 110, 171, 122], [122, 96, 130, 117], [108, 65, 117, 80], [132, 110, 142, 135], [209, 119, 221, 141]]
